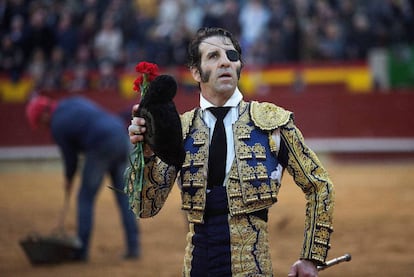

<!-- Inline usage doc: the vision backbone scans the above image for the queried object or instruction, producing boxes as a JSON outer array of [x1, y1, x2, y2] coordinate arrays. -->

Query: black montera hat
[[137, 75, 185, 168]]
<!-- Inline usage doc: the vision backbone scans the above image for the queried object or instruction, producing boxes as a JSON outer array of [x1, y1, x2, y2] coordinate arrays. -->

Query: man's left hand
[[288, 259, 318, 277]]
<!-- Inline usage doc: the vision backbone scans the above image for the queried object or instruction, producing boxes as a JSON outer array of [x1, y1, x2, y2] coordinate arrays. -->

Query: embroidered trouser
[[183, 186, 273, 276]]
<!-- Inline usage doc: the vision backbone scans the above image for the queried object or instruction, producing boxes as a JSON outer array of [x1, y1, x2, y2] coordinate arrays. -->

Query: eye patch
[[226, 50, 240, 62]]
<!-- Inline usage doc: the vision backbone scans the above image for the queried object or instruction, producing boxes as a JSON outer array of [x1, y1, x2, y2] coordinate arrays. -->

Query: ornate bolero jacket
[[134, 100, 334, 264]]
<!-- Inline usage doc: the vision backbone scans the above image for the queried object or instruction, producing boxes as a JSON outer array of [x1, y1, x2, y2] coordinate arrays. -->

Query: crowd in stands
[[1, 0, 413, 93]]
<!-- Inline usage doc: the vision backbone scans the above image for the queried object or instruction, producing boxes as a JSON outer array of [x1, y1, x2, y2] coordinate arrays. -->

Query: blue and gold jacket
[[133, 100, 334, 264]]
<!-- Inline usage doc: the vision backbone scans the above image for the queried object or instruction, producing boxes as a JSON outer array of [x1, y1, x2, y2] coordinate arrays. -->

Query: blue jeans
[[77, 136, 138, 259]]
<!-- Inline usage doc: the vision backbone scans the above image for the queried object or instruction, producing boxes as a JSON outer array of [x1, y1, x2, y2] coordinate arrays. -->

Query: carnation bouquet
[[124, 61, 159, 216], [123, 61, 185, 217]]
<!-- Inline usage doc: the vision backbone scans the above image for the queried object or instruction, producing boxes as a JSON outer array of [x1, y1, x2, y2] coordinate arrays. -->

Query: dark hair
[[187, 27, 243, 69]]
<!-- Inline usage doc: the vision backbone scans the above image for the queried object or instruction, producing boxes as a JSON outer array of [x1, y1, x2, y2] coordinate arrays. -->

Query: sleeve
[[279, 119, 335, 265], [132, 156, 178, 218]]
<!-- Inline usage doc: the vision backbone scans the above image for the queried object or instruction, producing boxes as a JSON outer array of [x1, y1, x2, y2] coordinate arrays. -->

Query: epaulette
[[250, 101, 292, 131], [180, 108, 197, 139]]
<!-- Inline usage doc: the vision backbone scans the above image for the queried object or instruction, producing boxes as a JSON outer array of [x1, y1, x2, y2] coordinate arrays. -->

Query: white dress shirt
[[200, 88, 243, 176], [199, 88, 283, 186]]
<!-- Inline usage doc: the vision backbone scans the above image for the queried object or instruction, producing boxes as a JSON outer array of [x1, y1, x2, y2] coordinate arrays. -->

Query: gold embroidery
[[255, 163, 268, 180], [234, 124, 252, 140], [252, 143, 266, 159], [182, 192, 191, 210], [239, 160, 256, 181], [250, 101, 291, 130], [237, 143, 266, 161], [182, 171, 191, 188], [193, 148, 208, 166], [237, 142, 252, 159], [226, 103, 280, 216], [187, 210, 203, 223], [182, 102, 292, 227], [227, 178, 242, 198], [182, 151, 191, 168], [183, 223, 195, 276], [191, 188, 205, 211], [181, 113, 209, 223], [139, 158, 177, 218], [181, 109, 196, 138], [229, 215, 273, 276], [268, 133, 277, 153], [281, 119, 334, 263], [182, 171, 204, 188], [192, 129, 207, 146]]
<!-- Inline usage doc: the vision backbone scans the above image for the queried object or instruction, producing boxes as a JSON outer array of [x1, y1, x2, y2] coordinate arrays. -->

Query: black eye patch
[[226, 50, 240, 62]]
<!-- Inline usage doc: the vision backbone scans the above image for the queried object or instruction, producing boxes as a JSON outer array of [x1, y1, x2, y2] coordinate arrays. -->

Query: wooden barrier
[[1, 85, 413, 148]]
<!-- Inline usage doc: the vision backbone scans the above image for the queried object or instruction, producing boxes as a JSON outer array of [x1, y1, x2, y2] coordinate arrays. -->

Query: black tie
[[208, 107, 230, 189]]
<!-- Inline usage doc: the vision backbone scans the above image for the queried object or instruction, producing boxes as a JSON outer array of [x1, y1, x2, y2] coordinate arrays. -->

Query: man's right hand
[[128, 104, 147, 144], [128, 104, 155, 157]]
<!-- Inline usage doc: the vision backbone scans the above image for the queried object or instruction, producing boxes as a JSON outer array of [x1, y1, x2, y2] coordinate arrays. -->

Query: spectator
[[43, 46, 66, 92], [239, 0, 270, 55], [78, 0, 108, 24], [93, 16, 123, 66], [266, 28, 287, 63], [105, 0, 133, 37], [345, 12, 373, 60], [122, 5, 156, 64], [157, 0, 181, 30], [217, 0, 241, 38], [54, 11, 78, 61], [201, 2, 224, 29], [71, 43, 96, 71], [67, 63, 91, 93], [1, 0, 414, 83], [95, 59, 119, 91], [77, 10, 98, 48], [169, 23, 192, 66], [24, 7, 55, 63], [8, 14, 26, 52], [368, 0, 414, 46], [26, 47, 47, 89], [182, 0, 204, 34], [145, 28, 172, 66], [281, 15, 301, 62], [0, 0, 28, 34], [316, 20, 345, 60], [0, 33, 24, 82]]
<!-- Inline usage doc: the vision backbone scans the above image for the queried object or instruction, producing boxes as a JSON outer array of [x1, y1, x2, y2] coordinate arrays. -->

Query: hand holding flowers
[[124, 61, 159, 216]]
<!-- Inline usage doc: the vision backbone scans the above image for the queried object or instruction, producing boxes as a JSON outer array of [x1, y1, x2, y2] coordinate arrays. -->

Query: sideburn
[[200, 68, 211, 83], [198, 66, 241, 83]]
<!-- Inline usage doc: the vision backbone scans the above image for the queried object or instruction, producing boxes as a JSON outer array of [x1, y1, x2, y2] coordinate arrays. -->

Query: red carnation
[[133, 62, 159, 94], [135, 62, 159, 76], [133, 76, 143, 92]]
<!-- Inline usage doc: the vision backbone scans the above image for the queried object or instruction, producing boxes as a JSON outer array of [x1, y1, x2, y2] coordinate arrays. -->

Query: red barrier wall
[[1, 85, 414, 147]]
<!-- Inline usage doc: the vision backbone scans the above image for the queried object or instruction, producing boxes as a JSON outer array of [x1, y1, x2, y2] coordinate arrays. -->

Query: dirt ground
[[1, 155, 414, 277]]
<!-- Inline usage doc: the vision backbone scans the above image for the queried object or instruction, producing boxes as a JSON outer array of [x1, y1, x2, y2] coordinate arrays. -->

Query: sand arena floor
[[1, 156, 413, 277]]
